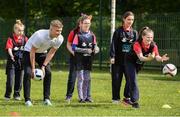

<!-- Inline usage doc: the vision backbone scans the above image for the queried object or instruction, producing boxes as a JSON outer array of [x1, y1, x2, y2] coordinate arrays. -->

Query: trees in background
[[0, 0, 179, 19]]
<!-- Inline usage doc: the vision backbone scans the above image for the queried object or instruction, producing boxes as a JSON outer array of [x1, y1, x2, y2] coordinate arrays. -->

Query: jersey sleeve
[[93, 34, 97, 44], [133, 42, 142, 55], [134, 30, 138, 41], [110, 29, 119, 58], [5, 37, 13, 49], [72, 34, 78, 45], [67, 31, 74, 43]]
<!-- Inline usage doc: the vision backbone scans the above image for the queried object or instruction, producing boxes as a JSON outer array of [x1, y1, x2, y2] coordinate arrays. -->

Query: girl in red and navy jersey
[[4, 20, 28, 101], [72, 14, 99, 103], [66, 16, 93, 103], [125, 26, 169, 108], [65, 19, 80, 102]]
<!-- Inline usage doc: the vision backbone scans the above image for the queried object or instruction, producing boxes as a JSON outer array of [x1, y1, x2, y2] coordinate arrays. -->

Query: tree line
[[0, 0, 179, 20]]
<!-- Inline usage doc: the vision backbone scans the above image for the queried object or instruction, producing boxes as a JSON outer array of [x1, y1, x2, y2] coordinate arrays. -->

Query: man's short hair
[[50, 19, 63, 28]]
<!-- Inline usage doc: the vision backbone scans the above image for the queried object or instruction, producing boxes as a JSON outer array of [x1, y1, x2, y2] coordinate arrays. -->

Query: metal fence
[[0, 13, 180, 69]]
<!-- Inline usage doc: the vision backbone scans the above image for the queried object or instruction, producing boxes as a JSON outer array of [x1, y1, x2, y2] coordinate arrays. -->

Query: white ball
[[34, 68, 44, 81], [162, 64, 177, 77]]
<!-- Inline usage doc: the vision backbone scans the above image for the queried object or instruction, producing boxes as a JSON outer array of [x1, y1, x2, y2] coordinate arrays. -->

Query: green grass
[[0, 68, 179, 116]]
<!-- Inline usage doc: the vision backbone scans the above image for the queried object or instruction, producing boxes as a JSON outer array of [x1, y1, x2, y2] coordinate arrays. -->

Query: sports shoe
[[4, 97, 10, 101], [79, 99, 86, 103], [14, 96, 21, 101], [85, 98, 94, 103], [122, 98, 133, 105], [65, 97, 71, 104], [44, 99, 52, 106], [25, 100, 33, 107], [132, 102, 140, 108], [65, 96, 72, 100], [112, 100, 120, 104]]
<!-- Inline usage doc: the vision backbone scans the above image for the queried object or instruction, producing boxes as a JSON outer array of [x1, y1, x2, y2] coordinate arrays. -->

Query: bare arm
[[30, 46, 37, 69], [30, 46, 37, 78], [8, 48, 15, 61], [137, 52, 155, 62], [66, 42, 74, 56], [155, 54, 169, 62], [43, 47, 57, 66]]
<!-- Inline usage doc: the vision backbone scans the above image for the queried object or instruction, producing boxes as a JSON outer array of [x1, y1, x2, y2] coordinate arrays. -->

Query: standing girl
[[4, 20, 28, 100], [125, 26, 169, 108], [110, 11, 138, 104], [66, 16, 93, 103], [72, 14, 99, 102]]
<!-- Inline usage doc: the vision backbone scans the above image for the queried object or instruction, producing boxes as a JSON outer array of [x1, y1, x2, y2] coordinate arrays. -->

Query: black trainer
[[79, 99, 86, 103], [85, 98, 94, 103], [132, 102, 140, 108]]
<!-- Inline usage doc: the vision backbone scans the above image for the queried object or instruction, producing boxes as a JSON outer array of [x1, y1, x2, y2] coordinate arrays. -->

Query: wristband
[[42, 64, 46, 67]]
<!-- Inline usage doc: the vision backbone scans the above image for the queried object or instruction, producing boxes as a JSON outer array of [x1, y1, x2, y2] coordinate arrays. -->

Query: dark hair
[[138, 26, 154, 44], [122, 11, 134, 24], [79, 13, 92, 23], [73, 17, 81, 31]]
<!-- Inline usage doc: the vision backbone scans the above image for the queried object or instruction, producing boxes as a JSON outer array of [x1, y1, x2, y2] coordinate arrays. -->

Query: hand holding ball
[[34, 68, 44, 81]]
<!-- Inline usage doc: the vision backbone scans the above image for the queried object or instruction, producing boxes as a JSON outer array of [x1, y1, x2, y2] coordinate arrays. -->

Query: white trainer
[[112, 100, 120, 104], [44, 99, 52, 106], [4, 97, 10, 101], [25, 100, 33, 107], [14, 97, 21, 101]]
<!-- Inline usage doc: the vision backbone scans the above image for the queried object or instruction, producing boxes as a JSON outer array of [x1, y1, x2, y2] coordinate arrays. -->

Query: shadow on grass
[[0, 98, 134, 112], [139, 70, 180, 81], [55, 102, 133, 111], [51, 100, 132, 110], [0, 99, 24, 106]]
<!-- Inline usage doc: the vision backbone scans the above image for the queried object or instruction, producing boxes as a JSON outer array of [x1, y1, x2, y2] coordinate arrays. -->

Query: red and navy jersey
[[67, 28, 80, 44], [110, 26, 138, 65], [133, 41, 159, 56], [6, 33, 28, 60], [73, 31, 96, 70], [126, 41, 159, 67], [73, 32, 96, 49], [6, 33, 28, 50]]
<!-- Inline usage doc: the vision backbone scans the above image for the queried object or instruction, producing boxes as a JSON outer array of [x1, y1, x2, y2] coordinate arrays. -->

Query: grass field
[[0, 67, 179, 116]]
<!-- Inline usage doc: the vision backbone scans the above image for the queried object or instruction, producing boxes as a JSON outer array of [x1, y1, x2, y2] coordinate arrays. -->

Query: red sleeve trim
[[93, 34, 97, 44], [133, 42, 142, 55], [67, 31, 75, 43], [72, 34, 79, 45], [5, 37, 13, 49]]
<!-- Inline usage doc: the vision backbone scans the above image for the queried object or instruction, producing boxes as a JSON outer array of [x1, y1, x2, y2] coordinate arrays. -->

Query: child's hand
[[93, 46, 100, 54], [86, 49, 93, 54], [161, 54, 169, 62], [41, 66, 45, 78], [110, 58, 115, 64], [147, 53, 155, 60]]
